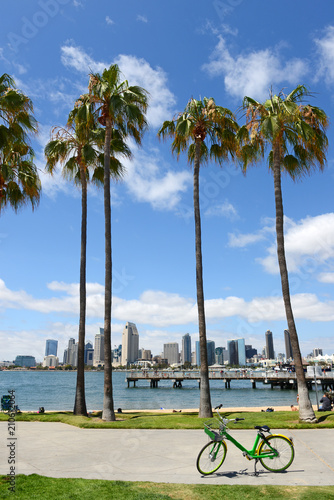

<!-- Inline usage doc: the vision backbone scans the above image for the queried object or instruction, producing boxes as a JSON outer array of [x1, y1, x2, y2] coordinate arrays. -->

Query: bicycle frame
[[204, 425, 279, 460]]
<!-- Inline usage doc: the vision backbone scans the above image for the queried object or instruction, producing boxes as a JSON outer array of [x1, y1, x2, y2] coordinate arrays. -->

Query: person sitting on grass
[[290, 405, 298, 411], [319, 393, 332, 411]]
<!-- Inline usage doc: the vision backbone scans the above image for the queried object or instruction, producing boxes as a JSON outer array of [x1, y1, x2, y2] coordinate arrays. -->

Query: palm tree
[[0, 73, 40, 213], [240, 86, 328, 423], [83, 64, 148, 421], [45, 108, 130, 416], [158, 97, 239, 418]]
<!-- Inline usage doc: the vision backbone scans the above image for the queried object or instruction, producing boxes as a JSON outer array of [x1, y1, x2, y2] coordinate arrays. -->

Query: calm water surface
[[0, 370, 318, 412]]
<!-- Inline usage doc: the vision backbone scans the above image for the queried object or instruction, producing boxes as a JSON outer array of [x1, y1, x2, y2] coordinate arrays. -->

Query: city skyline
[[3, 326, 325, 365], [1, 3, 334, 362]]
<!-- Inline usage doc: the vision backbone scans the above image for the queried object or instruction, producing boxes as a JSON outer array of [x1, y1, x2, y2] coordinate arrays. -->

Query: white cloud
[[228, 231, 265, 247], [204, 200, 238, 218], [137, 15, 148, 23], [314, 25, 334, 84], [1, 279, 334, 327], [260, 213, 334, 275], [105, 16, 114, 25], [318, 273, 334, 284], [60, 45, 105, 74], [228, 219, 275, 248], [229, 214, 334, 277], [122, 145, 192, 210], [203, 36, 308, 100]]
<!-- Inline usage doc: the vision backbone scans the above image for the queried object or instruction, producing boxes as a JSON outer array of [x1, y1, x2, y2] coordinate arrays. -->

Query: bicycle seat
[[254, 425, 270, 432]]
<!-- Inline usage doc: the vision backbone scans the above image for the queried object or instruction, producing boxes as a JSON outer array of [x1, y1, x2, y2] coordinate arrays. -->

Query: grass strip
[[0, 410, 333, 429], [1, 475, 334, 499]]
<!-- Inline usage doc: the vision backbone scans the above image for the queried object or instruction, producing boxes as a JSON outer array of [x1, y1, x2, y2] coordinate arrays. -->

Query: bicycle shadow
[[200, 468, 304, 479]]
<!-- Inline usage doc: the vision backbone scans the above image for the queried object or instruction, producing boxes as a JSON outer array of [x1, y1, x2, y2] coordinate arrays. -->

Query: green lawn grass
[[0, 409, 333, 429], [1, 475, 334, 500], [0, 474, 334, 500]]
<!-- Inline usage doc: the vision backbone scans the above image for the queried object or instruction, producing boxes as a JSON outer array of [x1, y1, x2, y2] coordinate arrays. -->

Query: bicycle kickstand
[[252, 458, 260, 477]]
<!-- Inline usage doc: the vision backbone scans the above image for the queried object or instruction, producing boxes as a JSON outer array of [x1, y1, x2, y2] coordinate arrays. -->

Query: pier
[[126, 369, 334, 391]]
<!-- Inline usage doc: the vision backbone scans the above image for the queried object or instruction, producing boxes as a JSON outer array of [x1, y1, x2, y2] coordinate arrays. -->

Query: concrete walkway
[[1, 422, 333, 485]]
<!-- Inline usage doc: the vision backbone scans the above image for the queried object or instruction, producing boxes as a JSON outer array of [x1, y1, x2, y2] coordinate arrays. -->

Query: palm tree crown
[[159, 97, 238, 164], [0, 73, 40, 213], [239, 86, 328, 176]]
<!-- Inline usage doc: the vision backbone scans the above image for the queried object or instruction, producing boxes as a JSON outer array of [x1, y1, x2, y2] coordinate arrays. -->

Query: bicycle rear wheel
[[196, 440, 227, 475], [258, 435, 294, 472]]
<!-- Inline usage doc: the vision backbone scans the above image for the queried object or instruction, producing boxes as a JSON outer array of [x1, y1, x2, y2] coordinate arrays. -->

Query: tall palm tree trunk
[[273, 144, 317, 423], [102, 119, 115, 421], [194, 141, 212, 418], [74, 160, 88, 416]]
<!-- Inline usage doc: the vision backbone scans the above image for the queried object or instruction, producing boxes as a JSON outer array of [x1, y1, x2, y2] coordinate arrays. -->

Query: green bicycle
[[197, 404, 294, 476]]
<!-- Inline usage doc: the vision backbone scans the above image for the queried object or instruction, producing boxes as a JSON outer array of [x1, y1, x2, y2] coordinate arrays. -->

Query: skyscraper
[[84, 341, 94, 365], [67, 338, 77, 366], [181, 333, 192, 364], [45, 339, 58, 357], [227, 340, 238, 365], [237, 338, 246, 366], [265, 330, 275, 360], [207, 340, 216, 366], [227, 338, 246, 366], [215, 346, 227, 365], [284, 330, 293, 360], [93, 328, 104, 366], [195, 340, 217, 366], [163, 342, 179, 365], [121, 322, 139, 366]]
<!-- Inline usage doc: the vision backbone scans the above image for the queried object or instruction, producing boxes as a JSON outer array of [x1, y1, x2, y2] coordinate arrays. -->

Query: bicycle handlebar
[[214, 404, 245, 424]]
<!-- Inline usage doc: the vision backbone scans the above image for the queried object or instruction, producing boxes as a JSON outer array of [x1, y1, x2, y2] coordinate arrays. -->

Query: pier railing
[[125, 369, 334, 391]]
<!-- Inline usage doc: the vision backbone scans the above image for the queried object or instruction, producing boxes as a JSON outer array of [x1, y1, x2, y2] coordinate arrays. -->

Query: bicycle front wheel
[[258, 435, 294, 472], [196, 440, 227, 475]]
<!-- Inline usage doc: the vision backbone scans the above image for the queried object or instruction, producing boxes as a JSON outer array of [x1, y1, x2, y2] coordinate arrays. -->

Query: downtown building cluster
[[41, 326, 326, 369]]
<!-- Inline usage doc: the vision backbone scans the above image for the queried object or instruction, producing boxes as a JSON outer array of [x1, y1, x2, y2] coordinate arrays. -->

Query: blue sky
[[1, 0, 334, 362]]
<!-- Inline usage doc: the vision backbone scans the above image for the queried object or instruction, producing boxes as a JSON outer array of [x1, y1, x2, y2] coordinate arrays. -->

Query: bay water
[[0, 370, 318, 412]]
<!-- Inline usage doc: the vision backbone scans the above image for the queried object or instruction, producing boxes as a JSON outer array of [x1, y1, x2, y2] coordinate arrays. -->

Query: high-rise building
[[93, 328, 104, 366], [141, 349, 152, 360], [195, 340, 217, 366], [45, 339, 58, 357], [121, 322, 139, 366], [313, 348, 323, 357], [227, 338, 246, 366], [237, 338, 246, 366], [163, 342, 179, 365], [265, 330, 275, 360], [112, 345, 122, 364], [207, 340, 216, 366], [84, 341, 94, 366], [227, 340, 238, 365], [67, 338, 77, 366], [245, 345, 257, 359], [284, 330, 293, 360], [215, 346, 227, 365], [181, 333, 192, 364], [14, 355, 36, 367]]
